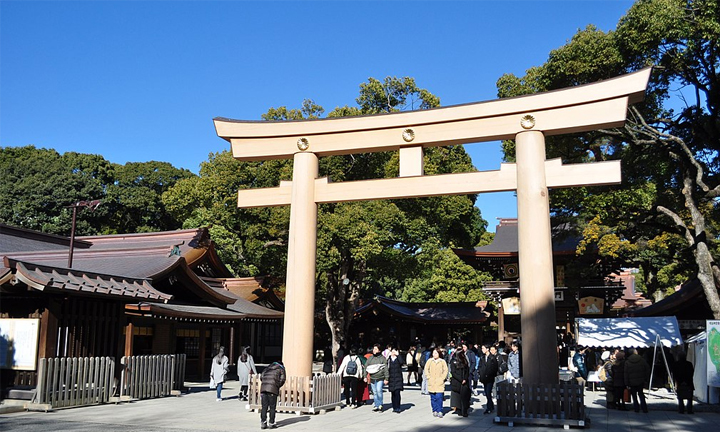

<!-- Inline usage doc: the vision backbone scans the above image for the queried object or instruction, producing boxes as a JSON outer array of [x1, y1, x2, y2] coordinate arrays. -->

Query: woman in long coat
[[450, 349, 471, 417], [210, 346, 229, 401], [237, 346, 257, 401], [386, 348, 405, 413]]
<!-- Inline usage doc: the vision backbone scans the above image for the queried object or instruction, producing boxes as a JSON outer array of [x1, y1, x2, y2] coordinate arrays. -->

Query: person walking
[[366, 344, 389, 412], [387, 348, 405, 413], [425, 347, 448, 418], [237, 346, 257, 401], [611, 350, 628, 411], [260, 361, 286, 429], [450, 348, 472, 417], [339, 347, 364, 409], [477, 343, 498, 414], [210, 346, 229, 401], [672, 351, 695, 414], [624, 348, 650, 413]]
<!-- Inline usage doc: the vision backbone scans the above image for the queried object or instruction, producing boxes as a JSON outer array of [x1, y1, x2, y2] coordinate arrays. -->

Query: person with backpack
[[494, 345, 509, 377], [406, 345, 420, 385], [338, 347, 364, 409], [260, 361, 286, 429]]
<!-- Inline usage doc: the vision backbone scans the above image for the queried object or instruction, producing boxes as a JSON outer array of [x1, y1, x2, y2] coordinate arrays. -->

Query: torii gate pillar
[[284, 152, 319, 377], [516, 130, 558, 384]]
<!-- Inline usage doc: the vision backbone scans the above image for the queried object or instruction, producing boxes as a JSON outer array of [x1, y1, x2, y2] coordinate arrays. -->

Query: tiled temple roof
[[10, 260, 172, 302]]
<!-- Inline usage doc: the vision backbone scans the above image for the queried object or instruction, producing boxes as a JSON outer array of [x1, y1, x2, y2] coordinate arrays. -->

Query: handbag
[[623, 388, 630, 403], [366, 363, 384, 374], [210, 376, 216, 389]]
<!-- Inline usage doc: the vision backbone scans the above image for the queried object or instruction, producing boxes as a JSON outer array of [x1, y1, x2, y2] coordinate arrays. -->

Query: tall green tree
[[164, 77, 490, 364], [496, 0, 720, 315], [0, 145, 194, 236]]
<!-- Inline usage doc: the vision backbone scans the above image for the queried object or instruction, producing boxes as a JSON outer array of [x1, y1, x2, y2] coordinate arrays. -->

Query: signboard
[[578, 296, 604, 315], [0, 318, 40, 370], [707, 320, 720, 387], [502, 297, 521, 315]]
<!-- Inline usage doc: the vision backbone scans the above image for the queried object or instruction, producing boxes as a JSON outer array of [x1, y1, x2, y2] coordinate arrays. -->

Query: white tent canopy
[[576, 316, 683, 349]]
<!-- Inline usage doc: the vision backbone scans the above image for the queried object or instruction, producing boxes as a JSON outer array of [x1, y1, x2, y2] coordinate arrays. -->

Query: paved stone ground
[[1, 380, 719, 432]]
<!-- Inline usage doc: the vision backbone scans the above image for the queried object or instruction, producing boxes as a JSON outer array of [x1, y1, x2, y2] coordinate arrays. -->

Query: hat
[[601, 351, 610, 361]]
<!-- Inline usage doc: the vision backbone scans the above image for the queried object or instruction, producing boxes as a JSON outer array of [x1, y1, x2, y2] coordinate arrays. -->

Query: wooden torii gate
[[214, 68, 651, 385]]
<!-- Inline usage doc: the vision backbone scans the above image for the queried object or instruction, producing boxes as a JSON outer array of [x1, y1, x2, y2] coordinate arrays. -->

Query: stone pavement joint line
[[1, 382, 719, 431]]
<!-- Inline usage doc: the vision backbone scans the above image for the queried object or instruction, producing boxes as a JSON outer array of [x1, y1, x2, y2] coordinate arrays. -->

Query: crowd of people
[[210, 338, 697, 428], [330, 339, 523, 418], [583, 345, 696, 414]]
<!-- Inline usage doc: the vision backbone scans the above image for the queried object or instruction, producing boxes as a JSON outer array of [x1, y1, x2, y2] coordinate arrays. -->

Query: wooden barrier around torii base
[[214, 68, 652, 384]]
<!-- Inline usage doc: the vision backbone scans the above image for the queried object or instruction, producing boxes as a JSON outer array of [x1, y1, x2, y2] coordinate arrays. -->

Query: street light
[[67, 200, 101, 268]]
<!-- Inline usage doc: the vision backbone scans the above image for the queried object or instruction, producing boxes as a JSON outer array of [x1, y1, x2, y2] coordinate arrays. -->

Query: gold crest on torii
[[214, 68, 651, 384]]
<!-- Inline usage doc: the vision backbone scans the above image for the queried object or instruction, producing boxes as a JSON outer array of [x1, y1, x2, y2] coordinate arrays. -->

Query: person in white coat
[[237, 346, 257, 401], [338, 347, 364, 408], [210, 346, 229, 401]]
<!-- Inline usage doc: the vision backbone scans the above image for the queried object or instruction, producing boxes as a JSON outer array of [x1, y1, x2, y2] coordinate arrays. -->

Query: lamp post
[[67, 200, 101, 268]]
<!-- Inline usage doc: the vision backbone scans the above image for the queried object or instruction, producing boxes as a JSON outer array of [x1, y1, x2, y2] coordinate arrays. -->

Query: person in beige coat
[[424, 347, 449, 418]]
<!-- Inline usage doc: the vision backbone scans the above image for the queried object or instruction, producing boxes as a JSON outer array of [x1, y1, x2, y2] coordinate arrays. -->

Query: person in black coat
[[477, 343, 499, 414], [386, 348, 405, 413], [260, 361, 286, 429], [672, 351, 695, 414], [611, 350, 627, 411], [450, 349, 472, 417]]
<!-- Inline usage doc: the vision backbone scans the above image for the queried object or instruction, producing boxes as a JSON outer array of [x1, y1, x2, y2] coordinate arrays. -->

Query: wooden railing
[[495, 381, 586, 428], [33, 357, 116, 409], [120, 354, 186, 400], [247, 373, 342, 414]]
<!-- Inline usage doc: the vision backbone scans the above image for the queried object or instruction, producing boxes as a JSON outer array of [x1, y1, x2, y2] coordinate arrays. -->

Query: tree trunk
[[694, 241, 720, 319], [324, 258, 363, 368], [659, 171, 720, 319]]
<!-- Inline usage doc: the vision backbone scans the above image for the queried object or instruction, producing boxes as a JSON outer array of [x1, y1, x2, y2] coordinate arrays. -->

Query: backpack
[[346, 356, 358, 375], [420, 350, 431, 368], [498, 355, 509, 374]]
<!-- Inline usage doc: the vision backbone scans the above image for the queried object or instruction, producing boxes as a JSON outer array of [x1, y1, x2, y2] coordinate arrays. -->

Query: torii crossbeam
[[214, 68, 651, 384]]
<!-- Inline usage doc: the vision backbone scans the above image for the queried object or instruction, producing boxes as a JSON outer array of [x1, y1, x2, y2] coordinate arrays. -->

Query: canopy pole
[[648, 333, 675, 392]]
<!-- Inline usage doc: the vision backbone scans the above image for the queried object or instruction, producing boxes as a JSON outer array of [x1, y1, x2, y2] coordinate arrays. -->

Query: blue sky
[[1, 0, 635, 232]]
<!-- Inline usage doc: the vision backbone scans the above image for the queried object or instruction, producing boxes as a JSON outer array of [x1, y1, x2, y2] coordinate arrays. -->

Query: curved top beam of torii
[[215, 68, 652, 161]]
